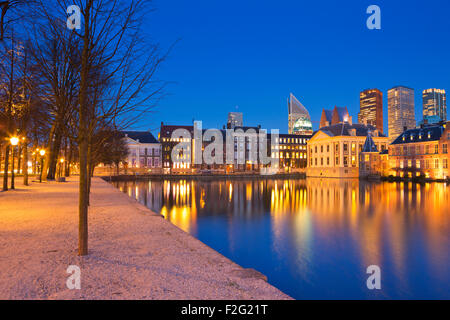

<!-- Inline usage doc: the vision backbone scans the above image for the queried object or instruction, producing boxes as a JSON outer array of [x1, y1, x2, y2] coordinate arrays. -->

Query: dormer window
[[410, 134, 413, 141], [402, 135, 405, 141], [428, 132, 431, 139], [419, 133, 422, 140]]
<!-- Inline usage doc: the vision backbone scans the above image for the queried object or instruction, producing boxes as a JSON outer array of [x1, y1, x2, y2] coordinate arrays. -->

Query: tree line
[[0, 0, 168, 255]]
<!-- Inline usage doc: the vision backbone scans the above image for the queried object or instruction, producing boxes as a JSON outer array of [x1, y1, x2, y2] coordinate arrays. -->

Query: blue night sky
[[139, 0, 450, 135]]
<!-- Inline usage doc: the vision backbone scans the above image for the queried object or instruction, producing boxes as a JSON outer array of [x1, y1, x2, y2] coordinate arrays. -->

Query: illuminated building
[[307, 123, 388, 178], [121, 131, 161, 171], [227, 112, 243, 129], [388, 121, 450, 180], [269, 133, 311, 172], [359, 132, 389, 179], [288, 93, 313, 135], [423, 88, 446, 122], [319, 106, 351, 128], [388, 86, 415, 143], [358, 89, 383, 133]]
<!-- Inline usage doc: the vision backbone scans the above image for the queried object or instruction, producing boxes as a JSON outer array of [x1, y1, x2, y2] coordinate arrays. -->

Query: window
[[351, 156, 356, 167], [425, 145, 430, 154], [351, 143, 356, 153], [435, 145, 439, 154], [321, 158, 324, 165], [416, 160, 420, 169], [335, 143, 339, 152], [335, 157, 339, 165], [315, 146, 318, 153], [343, 156, 348, 167], [443, 159, 448, 169], [321, 145, 324, 153], [408, 160, 412, 168], [327, 145, 330, 153], [327, 157, 330, 165], [435, 159, 439, 169], [343, 144, 348, 153], [315, 158, 317, 166], [443, 144, 448, 154]]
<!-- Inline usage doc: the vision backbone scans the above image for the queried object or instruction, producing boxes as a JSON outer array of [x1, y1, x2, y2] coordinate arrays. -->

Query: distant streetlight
[[39, 149, 46, 183], [59, 158, 65, 178], [10, 136, 19, 190]]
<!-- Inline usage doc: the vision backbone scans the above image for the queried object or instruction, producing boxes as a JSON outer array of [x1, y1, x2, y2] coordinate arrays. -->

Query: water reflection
[[115, 178, 450, 299]]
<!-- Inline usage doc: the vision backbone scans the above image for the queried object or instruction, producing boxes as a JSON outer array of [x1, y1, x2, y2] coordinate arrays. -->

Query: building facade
[[307, 123, 388, 178], [159, 122, 310, 174], [227, 112, 243, 129], [423, 88, 446, 122], [358, 88, 383, 133], [388, 86, 416, 143], [288, 93, 313, 135], [122, 131, 161, 171], [388, 121, 449, 179]]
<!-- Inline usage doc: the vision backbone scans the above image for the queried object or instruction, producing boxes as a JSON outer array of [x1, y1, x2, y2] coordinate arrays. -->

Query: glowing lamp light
[[39, 149, 46, 156], [10, 137, 19, 146], [60, 158, 65, 163]]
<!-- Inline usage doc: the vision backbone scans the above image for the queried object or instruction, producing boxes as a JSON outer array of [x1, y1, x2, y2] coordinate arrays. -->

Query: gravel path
[[0, 177, 291, 300]]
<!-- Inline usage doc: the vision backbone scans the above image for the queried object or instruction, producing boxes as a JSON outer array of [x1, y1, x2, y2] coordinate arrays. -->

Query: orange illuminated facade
[[388, 121, 450, 180]]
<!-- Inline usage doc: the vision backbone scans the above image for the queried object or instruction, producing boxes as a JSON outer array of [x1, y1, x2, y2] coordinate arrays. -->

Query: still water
[[114, 178, 449, 299]]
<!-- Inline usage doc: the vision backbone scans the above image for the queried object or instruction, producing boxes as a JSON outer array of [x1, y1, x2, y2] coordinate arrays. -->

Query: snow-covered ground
[[0, 177, 291, 300]]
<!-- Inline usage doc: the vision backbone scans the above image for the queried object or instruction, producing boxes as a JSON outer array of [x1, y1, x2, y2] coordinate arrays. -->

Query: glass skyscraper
[[388, 86, 415, 143], [422, 88, 446, 122], [288, 93, 313, 135], [358, 89, 383, 133]]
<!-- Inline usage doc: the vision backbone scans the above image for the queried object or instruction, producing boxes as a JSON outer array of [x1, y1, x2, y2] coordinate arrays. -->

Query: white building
[[122, 131, 161, 169]]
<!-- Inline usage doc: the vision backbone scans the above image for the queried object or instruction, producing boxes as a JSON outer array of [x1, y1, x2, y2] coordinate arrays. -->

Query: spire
[[362, 131, 379, 153]]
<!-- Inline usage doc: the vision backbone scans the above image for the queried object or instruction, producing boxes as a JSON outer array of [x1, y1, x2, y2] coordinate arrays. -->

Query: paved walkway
[[0, 177, 291, 299]]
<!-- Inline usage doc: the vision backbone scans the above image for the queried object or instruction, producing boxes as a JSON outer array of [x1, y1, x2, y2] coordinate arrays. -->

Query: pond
[[114, 178, 450, 299]]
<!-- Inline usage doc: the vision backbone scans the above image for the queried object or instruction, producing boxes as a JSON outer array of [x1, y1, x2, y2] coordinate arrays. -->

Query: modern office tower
[[358, 89, 383, 133], [423, 88, 446, 122], [227, 112, 243, 129], [288, 93, 313, 135], [388, 86, 416, 143]]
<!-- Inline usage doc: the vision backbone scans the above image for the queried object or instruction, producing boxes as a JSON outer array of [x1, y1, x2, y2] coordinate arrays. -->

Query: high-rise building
[[227, 112, 243, 129], [288, 93, 313, 135], [358, 89, 383, 133], [423, 88, 446, 122], [388, 86, 415, 143]]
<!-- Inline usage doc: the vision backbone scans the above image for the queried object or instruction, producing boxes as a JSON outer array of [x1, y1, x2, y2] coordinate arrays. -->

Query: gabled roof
[[313, 123, 386, 138], [362, 133, 378, 152], [121, 131, 159, 144], [391, 125, 444, 145]]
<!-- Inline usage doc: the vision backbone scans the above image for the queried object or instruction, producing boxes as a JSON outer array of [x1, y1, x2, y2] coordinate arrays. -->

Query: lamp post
[[39, 149, 46, 183], [10, 136, 19, 190], [59, 158, 65, 178]]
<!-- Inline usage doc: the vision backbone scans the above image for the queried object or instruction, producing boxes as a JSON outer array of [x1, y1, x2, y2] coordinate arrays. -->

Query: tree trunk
[[23, 140, 28, 186], [2, 145, 9, 191], [78, 138, 89, 256]]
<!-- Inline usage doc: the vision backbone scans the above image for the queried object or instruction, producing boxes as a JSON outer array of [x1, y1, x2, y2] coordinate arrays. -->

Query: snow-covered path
[[0, 177, 291, 300]]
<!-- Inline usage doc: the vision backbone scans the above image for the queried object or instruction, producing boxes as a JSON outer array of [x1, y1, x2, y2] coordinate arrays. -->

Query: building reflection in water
[[115, 178, 449, 299]]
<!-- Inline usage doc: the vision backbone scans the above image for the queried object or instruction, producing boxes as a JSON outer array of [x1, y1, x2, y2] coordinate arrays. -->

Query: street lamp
[[59, 158, 65, 178], [39, 149, 46, 183], [10, 136, 19, 190]]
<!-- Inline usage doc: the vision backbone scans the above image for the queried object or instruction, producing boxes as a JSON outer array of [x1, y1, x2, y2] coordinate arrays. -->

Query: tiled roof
[[121, 131, 159, 144], [391, 125, 444, 145], [315, 123, 386, 138]]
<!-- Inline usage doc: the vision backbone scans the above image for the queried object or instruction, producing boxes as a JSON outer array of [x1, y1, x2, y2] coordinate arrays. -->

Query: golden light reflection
[[118, 177, 450, 289]]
